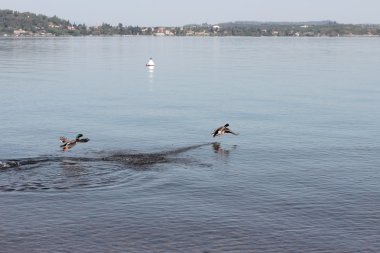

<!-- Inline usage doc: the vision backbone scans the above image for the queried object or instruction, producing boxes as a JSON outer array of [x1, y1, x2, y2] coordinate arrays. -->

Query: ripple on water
[[0, 160, 133, 192], [0, 143, 212, 192]]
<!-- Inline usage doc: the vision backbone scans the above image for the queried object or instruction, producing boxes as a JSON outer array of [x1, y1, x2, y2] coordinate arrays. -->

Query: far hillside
[[1, 9, 380, 37], [0, 9, 81, 36]]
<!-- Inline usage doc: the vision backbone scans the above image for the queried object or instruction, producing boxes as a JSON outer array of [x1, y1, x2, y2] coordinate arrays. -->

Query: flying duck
[[60, 134, 90, 151], [212, 123, 239, 137]]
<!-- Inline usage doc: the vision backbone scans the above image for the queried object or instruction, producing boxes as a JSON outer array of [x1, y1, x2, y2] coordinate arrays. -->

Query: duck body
[[60, 134, 89, 151], [212, 123, 239, 137]]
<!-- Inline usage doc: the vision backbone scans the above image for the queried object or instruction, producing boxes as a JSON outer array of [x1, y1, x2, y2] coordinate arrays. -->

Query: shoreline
[[1, 34, 379, 38]]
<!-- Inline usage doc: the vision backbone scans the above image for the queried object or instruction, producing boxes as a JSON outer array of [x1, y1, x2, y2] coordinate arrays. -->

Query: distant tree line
[[1, 9, 380, 37], [188, 21, 380, 37]]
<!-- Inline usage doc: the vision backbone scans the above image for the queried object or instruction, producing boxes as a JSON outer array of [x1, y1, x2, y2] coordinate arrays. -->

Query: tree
[[118, 23, 124, 35]]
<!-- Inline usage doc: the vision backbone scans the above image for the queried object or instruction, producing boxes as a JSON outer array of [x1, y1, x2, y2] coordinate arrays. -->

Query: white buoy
[[146, 57, 155, 67]]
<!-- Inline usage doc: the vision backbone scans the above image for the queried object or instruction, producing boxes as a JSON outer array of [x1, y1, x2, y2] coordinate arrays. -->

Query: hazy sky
[[1, 0, 379, 26]]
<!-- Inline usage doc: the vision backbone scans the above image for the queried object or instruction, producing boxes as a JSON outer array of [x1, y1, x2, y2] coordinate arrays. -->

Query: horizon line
[[2, 9, 380, 27]]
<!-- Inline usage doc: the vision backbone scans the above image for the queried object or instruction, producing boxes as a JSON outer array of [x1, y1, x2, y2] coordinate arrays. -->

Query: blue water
[[1, 37, 380, 252]]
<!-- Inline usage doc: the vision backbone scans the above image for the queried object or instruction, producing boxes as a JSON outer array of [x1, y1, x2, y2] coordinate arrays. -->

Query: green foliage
[[1, 9, 379, 37], [0, 9, 72, 36]]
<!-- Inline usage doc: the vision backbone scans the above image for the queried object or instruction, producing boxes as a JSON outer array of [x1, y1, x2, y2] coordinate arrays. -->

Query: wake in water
[[0, 143, 212, 169], [0, 143, 214, 192]]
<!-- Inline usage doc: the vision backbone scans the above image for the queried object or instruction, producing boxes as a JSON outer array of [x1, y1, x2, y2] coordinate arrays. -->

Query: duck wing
[[77, 138, 90, 143], [60, 136, 70, 143], [225, 128, 239, 135]]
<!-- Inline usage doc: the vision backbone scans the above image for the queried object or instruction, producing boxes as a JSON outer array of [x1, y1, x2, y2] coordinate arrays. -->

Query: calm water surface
[[1, 37, 380, 252]]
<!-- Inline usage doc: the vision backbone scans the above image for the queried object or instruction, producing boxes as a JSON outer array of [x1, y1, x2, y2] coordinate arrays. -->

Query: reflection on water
[[147, 65, 155, 73], [212, 142, 237, 160], [147, 65, 155, 91]]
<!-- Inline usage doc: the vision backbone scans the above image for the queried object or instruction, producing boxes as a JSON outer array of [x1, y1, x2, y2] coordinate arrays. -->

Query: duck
[[212, 123, 239, 137], [60, 134, 90, 151]]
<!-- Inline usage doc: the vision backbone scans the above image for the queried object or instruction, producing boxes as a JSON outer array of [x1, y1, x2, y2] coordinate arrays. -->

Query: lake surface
[[1, 36, 380, 252]]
